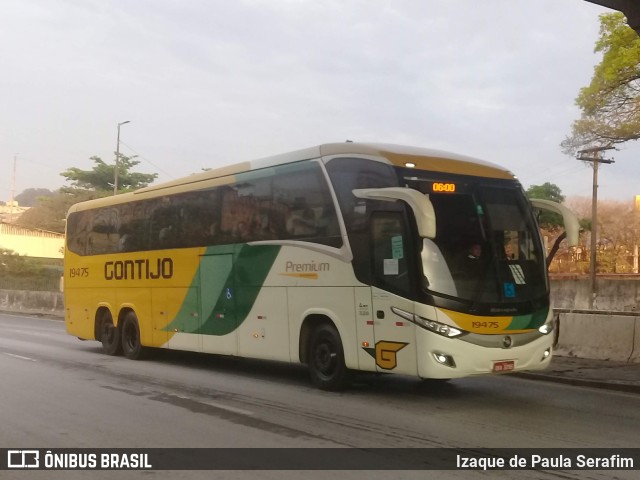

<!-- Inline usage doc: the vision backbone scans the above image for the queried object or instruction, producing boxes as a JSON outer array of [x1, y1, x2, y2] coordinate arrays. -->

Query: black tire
[[99, 311, 121, 356], [308, 324, 350, 391], [120, 311, 147, 360]]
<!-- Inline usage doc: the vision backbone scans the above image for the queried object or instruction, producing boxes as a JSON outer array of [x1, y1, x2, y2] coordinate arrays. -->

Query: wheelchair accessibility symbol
[[226, 288, 233, 300], [503, 283, 516, 298]]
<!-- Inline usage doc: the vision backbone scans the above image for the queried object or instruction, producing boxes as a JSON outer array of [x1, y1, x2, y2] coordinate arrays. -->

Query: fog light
[[541, 348, 551, 361], [432, 352, 456, 368]]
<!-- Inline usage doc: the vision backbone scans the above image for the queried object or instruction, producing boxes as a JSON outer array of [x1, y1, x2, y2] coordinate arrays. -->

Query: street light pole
[[114, 120, 131, 195]]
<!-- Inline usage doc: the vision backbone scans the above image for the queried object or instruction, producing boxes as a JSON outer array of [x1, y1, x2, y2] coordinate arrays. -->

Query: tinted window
[[325, 157, 404, 284], [66, 160, 341, 256]]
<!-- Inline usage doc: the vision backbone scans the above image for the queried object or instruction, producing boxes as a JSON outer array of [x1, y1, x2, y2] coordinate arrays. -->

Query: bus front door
[[370, 212, 418, 376]]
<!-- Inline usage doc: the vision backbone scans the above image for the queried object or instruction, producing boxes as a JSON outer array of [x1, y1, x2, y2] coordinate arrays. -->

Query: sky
[[1, 0, 638, 204]]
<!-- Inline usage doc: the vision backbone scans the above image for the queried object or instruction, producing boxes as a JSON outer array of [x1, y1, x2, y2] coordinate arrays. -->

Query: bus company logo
[[8, 450, 39, 469], [363, 341, 408, 370], [280, 260, 330, 280], [104, 258, 174, 280]]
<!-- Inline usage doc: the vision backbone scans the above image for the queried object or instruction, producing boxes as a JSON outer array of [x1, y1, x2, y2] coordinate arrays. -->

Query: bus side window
[[66, 211, 88, 255]]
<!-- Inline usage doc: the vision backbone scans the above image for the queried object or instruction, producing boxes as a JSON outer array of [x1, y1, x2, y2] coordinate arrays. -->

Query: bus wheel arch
[[95, 307, 121, 356], [300, 315, 350, 391], [120, 309, 147, 360]]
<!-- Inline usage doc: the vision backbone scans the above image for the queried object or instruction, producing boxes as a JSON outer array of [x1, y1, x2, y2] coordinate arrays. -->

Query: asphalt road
[[1, 312, 639, 480]]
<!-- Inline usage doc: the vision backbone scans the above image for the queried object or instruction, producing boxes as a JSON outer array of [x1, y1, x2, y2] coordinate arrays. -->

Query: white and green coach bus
[[64, 143, 578, 390]]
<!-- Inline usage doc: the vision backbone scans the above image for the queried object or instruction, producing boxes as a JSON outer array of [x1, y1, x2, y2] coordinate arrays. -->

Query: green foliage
[[526, 183, 565, 203], [0, 248, 62, 291], [526, 182, 565, 227], [16, 190, 104, 234], [16, 154, 156, 232], [562, 13, 640, 153], [1, 247, 49, 276], [0, 248, 29, 274], [15, 188, 55, 207], [60, 155, 157, 193]]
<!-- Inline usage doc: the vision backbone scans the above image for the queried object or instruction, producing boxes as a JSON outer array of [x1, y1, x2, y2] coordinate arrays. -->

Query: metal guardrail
[[554, 308, 640, 317]]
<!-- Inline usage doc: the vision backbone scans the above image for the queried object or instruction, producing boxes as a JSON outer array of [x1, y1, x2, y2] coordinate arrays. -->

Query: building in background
[[0, 202, 29, 224], [0, 222, 64, 259]]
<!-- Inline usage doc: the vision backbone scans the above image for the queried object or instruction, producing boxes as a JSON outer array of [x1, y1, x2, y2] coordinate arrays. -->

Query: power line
[[117, 140, 176, 179], [519, 164, 588, 186]]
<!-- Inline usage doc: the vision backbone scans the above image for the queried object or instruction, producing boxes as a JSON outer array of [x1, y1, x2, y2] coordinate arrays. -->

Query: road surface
[[1, 312, 638, 479]]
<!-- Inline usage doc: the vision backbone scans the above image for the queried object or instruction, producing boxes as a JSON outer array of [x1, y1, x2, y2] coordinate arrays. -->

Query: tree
[[15, 188, 54, 207], [17, 154, 157, 232], [526, 182, 565, 227], [561, 12, 640, 154], [60, 155, 157, 193], [16, 190, 100, 233]]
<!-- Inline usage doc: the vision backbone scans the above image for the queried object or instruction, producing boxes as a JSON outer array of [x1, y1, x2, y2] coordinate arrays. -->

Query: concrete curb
[[515, 372, 640, 395]]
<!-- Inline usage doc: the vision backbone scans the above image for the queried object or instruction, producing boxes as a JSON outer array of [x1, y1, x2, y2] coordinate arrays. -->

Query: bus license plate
[[493, 361, 514, 372]]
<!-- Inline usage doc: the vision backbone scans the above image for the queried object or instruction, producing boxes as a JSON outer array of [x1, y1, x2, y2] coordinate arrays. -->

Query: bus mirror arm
[[530, 198, 580, 247], [546, 231, 567, 268], [352, 187, 437, 239], [529, 198, 580, 247]]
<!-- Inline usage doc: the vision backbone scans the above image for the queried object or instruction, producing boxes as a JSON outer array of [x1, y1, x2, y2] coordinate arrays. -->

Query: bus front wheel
[[121, 312, 147, 360], [308, 324, 349, 391], [99, 311, 121, 356]]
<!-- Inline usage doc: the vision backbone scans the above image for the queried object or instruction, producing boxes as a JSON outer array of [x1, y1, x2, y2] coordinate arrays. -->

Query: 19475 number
[[472, 321, 499, 329], [69, 267, 89, 278]]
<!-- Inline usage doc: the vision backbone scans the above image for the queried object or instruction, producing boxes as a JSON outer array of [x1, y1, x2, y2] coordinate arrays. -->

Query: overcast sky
[[1, 0, 637, 204]]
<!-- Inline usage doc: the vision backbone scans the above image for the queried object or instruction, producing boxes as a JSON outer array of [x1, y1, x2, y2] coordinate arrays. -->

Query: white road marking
[[175, 394, 254, 416], [3, 353, 37, 362]]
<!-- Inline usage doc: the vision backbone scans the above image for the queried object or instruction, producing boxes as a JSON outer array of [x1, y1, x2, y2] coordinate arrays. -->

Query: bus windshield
[[418, 183, 547, 304]]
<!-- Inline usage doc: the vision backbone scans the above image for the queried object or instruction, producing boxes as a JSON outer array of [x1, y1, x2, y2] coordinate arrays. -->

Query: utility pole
[[9, 154, 17, 223], [114, 120, 130, 195], [635, 196, 640, 274], [577, 146, 615, 309]]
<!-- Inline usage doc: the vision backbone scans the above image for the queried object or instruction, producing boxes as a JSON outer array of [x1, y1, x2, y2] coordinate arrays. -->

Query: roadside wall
[[551, 277, 640, 311], [0, 289, 64, 317], [554, 311, 640, 363]]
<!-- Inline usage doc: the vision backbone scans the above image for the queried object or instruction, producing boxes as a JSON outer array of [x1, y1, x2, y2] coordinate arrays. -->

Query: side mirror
[[352, 187, 436, 238], [529, 198, 580, 246]]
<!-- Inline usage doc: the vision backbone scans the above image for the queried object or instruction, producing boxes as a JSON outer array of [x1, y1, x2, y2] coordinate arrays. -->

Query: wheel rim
[[313, 338, 337, 379]]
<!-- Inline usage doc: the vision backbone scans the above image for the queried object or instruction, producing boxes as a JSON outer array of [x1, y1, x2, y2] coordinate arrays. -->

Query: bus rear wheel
[[121, 312, 147, 360], [308, 324, 349, 391], [99, 311, 121, 356]]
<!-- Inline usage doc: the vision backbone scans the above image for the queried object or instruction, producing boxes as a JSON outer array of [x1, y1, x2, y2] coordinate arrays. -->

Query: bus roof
[[67, 143, 516, 213]]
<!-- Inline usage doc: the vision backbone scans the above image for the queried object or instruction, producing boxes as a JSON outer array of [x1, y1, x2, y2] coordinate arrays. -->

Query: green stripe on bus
[[506, 307, 549, 330], [163, 244, 281, 336]]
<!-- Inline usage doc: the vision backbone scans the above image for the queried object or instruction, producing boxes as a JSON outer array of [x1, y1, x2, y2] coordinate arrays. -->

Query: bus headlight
[[391, 307, 464, 338], [538, 322, 554, 335]]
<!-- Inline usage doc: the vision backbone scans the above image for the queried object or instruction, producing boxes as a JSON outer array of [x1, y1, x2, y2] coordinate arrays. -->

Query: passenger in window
[[234, 221, 251, 241], [119, 235, 135, 252], [454, 243, 483, 277], [159, 225, 174, 246], [467, 243, 482, 260], [504, 243, 515, 260], [286, 198, 316, 236], [315, 206, 338, 236]]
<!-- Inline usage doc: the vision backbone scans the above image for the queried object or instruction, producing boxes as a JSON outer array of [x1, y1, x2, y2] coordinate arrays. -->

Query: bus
[[64, 143, 579, 390]]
